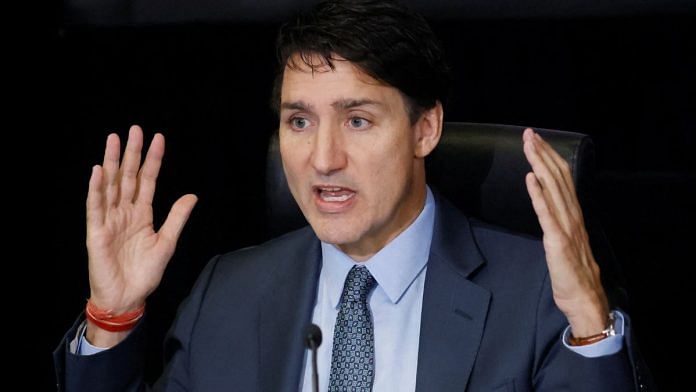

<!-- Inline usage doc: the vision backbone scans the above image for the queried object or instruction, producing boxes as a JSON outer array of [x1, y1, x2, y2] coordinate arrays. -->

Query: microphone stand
[[304, 324, 323, 392]]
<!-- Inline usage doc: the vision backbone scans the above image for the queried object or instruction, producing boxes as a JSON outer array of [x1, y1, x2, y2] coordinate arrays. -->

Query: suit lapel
[[258, 228, 322, 392], [416, 193, 491, 392]]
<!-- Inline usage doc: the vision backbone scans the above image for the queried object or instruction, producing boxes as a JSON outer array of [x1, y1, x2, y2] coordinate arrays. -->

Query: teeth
[[321, 193, 354, 202]]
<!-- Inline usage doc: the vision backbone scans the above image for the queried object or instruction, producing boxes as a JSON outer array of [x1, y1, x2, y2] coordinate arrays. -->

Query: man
[[54, 0, 648, 391]]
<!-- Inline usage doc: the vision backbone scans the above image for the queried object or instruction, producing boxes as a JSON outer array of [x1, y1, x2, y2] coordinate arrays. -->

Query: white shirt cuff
[[562, 310, 625, 358]]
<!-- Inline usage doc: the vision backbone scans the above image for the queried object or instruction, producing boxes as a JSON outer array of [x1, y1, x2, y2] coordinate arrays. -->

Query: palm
[[86, 126, 197, 313], [89, 203, 159, 306]]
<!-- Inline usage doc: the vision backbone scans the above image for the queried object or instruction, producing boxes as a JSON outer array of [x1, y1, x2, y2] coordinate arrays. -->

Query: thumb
[[159, 194, 198, 245]]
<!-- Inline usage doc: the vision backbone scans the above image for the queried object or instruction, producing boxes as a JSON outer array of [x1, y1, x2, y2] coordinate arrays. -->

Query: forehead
[[280, 55, 404, 109]]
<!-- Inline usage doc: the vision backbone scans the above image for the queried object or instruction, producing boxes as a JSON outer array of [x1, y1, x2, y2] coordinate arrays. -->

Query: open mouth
[[312, 185, 357, 212], [314, 186, 356, 202]]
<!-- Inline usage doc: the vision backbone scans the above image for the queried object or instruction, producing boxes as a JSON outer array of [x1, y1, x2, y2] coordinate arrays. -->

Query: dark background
[[41, 0, 694, 390]]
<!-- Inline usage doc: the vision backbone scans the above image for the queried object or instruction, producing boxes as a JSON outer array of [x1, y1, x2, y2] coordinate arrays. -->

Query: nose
[[310, 122, 347, 176]]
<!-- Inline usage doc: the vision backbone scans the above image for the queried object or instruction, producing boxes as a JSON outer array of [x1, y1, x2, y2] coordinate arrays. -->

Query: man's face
[[279, 54, 435, 260]]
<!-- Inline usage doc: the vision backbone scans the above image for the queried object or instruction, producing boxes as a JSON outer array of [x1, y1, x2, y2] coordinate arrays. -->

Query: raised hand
[[522, 128, 609, 337], [85, 125, 197, 345]]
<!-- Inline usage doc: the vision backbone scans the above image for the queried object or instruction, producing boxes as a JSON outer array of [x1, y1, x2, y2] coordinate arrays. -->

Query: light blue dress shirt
[[76, 186, 625, 390], [299, 187, 436, 392]]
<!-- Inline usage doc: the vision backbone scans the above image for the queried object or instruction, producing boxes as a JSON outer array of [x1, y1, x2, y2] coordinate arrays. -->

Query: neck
[[339, 183, 427, 262]]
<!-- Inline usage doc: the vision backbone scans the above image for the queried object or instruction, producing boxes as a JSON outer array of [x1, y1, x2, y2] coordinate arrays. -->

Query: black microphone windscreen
[[304, 323, 322, 348]]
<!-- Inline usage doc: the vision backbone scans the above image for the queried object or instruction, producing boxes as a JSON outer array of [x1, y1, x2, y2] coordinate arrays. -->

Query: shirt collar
[[321, 186, 436, 307]]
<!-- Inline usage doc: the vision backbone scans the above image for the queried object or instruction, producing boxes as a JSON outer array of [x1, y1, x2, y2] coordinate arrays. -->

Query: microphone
[[304, 324, 323, 392]]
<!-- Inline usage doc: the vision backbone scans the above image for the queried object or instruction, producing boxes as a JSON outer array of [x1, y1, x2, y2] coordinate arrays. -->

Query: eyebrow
[[331, 99, 383, 110], [280, 101, 313, 111], [280, 99, 383, 112]]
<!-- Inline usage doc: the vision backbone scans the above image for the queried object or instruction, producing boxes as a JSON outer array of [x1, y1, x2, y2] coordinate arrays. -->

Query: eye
[[290, 117, 310, 130], [347, 117, 371, 130]]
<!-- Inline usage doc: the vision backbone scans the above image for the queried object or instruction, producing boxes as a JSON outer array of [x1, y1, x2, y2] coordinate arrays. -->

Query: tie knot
[[342, 265, 376, 304]]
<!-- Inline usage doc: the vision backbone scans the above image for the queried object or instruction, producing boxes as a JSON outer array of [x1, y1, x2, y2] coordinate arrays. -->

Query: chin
[[309, 217, 364, 246]]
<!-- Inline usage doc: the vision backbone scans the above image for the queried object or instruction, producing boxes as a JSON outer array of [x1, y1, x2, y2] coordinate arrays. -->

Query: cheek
[[359, 141, 413, 197], [381, 132, 414, 173], [280, 140, 306, 191]]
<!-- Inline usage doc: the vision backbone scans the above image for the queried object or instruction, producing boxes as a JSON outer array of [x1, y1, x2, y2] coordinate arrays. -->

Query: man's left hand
[[522, 128, 610, 337]]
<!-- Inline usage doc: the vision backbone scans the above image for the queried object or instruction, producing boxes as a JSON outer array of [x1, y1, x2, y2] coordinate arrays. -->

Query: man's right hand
[[84, 125, 197, 347]]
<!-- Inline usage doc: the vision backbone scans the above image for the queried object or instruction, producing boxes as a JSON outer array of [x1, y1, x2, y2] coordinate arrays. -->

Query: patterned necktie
[[328, 265, 377, 391]]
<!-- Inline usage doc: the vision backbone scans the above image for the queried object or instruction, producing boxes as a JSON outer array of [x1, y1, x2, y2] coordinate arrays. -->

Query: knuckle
[[553, 165, 563, 178], [560, 159, 570, 172], [556, 234, 572, 251]]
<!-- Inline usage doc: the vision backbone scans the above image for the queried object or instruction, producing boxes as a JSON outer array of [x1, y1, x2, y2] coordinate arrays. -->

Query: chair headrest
[[265, 122, 595, 238]]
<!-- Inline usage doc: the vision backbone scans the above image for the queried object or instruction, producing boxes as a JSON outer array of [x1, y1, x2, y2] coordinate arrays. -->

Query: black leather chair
[[264, 122, 627, 308]]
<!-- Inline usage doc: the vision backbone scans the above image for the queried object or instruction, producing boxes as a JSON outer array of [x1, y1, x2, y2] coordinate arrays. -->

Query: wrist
[[88, 293, 145, 315], [85, 298, 145, 332], [568, 313, 609, 337], [564, 294, 610, 337], [85, 320, 133, 348], [568, 312, 616, 346]]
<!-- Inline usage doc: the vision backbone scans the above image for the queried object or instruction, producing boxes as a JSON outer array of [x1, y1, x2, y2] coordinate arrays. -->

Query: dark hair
[[271, 0, 451, 124]]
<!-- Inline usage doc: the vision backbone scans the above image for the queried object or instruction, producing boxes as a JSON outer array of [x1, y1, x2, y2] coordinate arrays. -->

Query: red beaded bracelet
[[85, 299, 145, 332]]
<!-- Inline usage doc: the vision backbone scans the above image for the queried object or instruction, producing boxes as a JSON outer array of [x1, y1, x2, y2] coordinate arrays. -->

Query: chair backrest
[[264, 122, 627, 306], [424, 122, 594, 237]]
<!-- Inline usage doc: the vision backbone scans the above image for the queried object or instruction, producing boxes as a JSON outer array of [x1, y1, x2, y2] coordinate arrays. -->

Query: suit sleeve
[[531, 271, 653, 391], [53, 255, 221, 392]]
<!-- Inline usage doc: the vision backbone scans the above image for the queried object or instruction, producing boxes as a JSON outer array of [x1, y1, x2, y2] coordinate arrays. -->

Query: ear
[[414, 101, 443, 158]]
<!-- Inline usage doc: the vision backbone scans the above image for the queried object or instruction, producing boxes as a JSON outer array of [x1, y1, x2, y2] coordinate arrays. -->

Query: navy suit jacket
[[54, 193, 647, 391]]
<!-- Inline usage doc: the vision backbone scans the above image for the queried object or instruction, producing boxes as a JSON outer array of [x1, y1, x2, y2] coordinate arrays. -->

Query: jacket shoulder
[[467, 218, 548, 284], [214, 225, 317, 276]]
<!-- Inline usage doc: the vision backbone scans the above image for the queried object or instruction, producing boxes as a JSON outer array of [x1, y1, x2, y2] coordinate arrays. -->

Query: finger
[[532, 133, 583, 220], [86, 165, 105, 227], [529, 132, 577, 221], [134, 133, 165, 206], [158, 194, 198, 246], [525, 172, 564, 243], [523, 130, 571, 230], [102, 133, 121, 207], [119, 125, 144, 204], [534, 132, 573, 186]]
